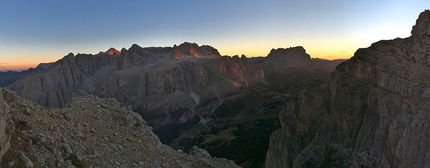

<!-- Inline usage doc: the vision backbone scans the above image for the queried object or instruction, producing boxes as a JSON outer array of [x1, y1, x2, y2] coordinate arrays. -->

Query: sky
[[0, 0, 428, 71]]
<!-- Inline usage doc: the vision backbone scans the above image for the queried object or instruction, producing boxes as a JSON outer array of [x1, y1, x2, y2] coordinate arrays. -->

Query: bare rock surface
[[0, 88, 239, 168], [266, 10, 430, 168]]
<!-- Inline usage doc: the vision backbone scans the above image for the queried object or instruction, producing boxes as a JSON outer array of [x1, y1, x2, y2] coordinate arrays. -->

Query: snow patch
[[189, 91, 200, 105]]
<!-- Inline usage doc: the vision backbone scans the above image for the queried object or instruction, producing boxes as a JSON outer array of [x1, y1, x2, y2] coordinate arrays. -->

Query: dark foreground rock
[[266, 10, 430, 168]]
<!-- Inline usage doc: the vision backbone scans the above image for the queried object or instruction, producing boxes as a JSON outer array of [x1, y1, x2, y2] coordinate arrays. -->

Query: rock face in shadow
[[255, 46, 341, 92], [266, 10, 430, 168], [0, 88, 239, 167], [7, 52, 116, 108], [6, 42, 265, 128]]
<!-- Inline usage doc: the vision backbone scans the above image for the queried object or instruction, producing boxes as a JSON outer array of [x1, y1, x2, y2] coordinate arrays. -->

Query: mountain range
[[0, 40, 342, 167]]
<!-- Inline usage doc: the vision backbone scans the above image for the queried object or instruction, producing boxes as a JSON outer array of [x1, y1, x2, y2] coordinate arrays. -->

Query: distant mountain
[[0, 62, 53, 87], [266, 9, 430, 168], [254, 46, 343, 92]]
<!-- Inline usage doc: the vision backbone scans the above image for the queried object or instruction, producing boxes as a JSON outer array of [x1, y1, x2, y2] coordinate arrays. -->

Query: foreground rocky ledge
[[0, 88, 239, 168]]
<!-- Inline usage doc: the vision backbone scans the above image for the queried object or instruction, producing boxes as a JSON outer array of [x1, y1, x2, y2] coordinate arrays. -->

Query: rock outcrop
[[0, 87, 239, 167], [266, 10, 430, 168], [411, 9, 430, 36], [6, 42, 265, 128]]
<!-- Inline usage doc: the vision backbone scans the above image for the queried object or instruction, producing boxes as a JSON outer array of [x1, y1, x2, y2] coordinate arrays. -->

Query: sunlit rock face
[[220, 55, 265, 87], [106, 47, 120, 55], [266, 10, 430, 168], [172, 42, 220, 59], [6, 42, 265, 128]]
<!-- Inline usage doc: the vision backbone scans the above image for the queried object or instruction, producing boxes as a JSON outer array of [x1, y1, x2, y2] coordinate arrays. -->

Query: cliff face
[[7, 53, 115, 108], [6, 42, 264, 128], [0, 88, 239, 167], [266, 10, 430, 168]]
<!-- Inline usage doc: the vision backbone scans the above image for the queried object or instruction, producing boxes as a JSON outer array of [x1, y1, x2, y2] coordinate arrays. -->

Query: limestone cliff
[[266, 10, 430, 168], [0, 87, 239, 167]]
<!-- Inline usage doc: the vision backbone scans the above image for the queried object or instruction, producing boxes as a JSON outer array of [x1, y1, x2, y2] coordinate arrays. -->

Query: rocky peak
[[129, 44, 142, 54], [411, 9, 430, 36], [172, 42, 220, 59], [267, 46, 308, 59], [106, 47, 120, 55], [263, 46, 312, 69]]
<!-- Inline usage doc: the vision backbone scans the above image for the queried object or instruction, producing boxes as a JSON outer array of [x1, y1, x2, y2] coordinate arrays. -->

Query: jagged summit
[[267, 46, 308, 58], [411, 9, 430, 36], [173, 42, 220, 59], [97, 47, 120, 55], [106, 47, 120, 55], [261, 46, 312, 69]]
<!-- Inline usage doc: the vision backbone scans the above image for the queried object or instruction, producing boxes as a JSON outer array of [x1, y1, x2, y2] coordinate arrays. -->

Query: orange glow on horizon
[[0, 62, 40, 71]]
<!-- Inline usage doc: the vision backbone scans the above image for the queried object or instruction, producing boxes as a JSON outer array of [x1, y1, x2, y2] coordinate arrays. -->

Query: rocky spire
[[411, 9, 430, 36]]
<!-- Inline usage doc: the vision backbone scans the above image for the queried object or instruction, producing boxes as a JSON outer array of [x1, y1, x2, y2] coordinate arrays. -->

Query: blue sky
[[0, 0, 428, 70]]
